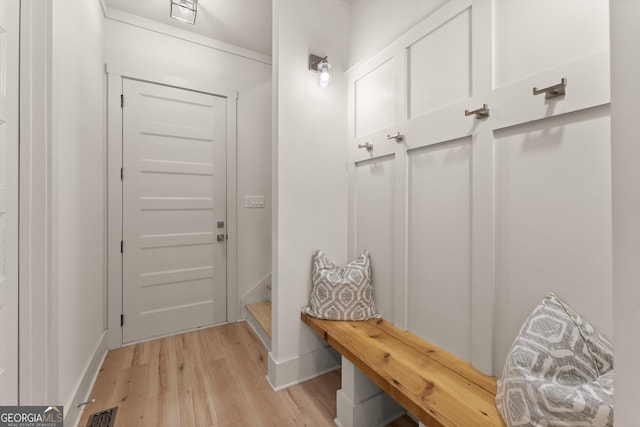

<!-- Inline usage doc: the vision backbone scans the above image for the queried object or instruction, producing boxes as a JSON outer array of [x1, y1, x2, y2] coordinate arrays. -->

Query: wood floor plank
[[200, 324, 229, 361], [88, 350, 124, 408], [116, 395, 146, 427], [283, 382, 336, 426], [207, 357, 259, 426], [111, 366, 133, 406], [142, 396, 160, 427], [78, 321, 413, 427], [183, 332, 219, 427], [119, 344, 135, 370], [158, 335, 178, 394], [175, 335, 196, 427], [145, 353, 161, 399], [218, 329, 283, 426], [158, 390, 180, 427]]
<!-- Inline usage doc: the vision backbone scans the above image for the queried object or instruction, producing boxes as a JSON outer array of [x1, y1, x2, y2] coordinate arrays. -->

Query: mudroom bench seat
[[301, 313, 505, 427]]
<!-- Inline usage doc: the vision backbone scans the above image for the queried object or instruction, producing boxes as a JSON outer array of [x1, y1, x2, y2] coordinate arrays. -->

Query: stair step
[[246, 300, 272, 338]]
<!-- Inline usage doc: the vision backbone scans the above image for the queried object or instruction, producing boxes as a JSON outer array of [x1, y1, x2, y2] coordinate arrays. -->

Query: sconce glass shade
[[309, 54, 332, 88], [170, 0, 197, 24], [317, 61, 332, 88]]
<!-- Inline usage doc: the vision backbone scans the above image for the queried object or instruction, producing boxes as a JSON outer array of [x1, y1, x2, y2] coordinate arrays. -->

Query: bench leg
[[334, 356, 405, 427]]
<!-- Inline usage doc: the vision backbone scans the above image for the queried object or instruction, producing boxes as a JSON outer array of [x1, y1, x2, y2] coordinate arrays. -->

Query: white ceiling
[[105, 0, 273, 56]]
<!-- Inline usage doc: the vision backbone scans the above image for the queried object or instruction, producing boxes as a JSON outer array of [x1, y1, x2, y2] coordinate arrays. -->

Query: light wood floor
[[78, 321, 416, 427]]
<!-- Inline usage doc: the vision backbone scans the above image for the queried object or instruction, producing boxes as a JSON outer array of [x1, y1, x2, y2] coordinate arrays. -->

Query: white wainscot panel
[[407, 138, 471, 360], [409, 7, 471, 118], [355, 59, 395, 138], [493, 0, 609, 88], [493, 105, 612, 374], [355, 155, 395, 319]]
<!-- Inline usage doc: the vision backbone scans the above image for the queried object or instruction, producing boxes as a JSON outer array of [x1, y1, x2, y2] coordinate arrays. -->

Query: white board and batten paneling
[[352, 155, 396, 319], [407, 138, 472, 361], [347, 0, 612, 375]]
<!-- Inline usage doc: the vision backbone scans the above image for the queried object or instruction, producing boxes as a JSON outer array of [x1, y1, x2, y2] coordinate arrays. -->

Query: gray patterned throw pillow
[[496, 293, 613, 427], [303, 250, 380, 321]]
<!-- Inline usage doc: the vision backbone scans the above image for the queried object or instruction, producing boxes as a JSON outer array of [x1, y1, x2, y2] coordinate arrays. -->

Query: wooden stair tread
[[301, 313, 505, 427], [246, 300, 272, 338]]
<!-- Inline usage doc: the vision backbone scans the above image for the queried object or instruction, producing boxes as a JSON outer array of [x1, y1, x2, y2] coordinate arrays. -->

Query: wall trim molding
[[98, 0, 107, 16], [105, 7, 272, 65], [105, 63, 238, 101], [345, 0, 465, 76], [63, 332, 109, 427], [19, 0, 58, 405]]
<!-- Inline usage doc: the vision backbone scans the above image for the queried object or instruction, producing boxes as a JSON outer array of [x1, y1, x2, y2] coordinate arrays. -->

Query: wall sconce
[[170, 0, 197, 24], [309, 54, 332, 88]]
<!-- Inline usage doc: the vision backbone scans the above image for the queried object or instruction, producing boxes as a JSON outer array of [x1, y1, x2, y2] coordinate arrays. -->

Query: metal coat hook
[[533, 78, 567, 99], [358, 142, 373, 152], [386, 131, 404, 142], [465, 104, 490, 119]]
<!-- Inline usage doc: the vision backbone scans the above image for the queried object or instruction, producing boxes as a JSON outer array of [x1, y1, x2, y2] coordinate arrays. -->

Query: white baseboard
[[266, 346, 341, 391], [64, 331, 109, 427]]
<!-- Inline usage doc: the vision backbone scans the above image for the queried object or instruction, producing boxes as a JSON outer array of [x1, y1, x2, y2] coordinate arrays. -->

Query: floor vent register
[[86, 407, 118, 427]]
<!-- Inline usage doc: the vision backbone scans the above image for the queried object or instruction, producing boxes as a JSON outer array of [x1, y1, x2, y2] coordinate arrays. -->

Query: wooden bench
[[301, 313, 506, 427]]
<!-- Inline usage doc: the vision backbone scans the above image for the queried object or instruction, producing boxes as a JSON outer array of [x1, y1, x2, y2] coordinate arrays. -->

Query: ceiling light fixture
[[309, 54, 332, 88], [170, 0, 197, 25]]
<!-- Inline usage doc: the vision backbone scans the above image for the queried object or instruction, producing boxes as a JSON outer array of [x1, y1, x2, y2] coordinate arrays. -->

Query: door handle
[[217, 234, 226, 242]]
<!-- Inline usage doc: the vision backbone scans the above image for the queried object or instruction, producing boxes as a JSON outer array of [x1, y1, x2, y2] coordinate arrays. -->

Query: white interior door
[[0, 0, 19, 404], [122, 78, 228, 344]]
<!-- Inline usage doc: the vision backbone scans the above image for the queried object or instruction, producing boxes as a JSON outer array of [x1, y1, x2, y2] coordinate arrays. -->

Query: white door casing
[[122, 78, 228, 344], [0, 0, 19, 404]]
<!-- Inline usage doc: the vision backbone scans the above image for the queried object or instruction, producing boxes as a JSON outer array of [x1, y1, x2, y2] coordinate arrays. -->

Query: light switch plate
[[245, 195, 265, 208]]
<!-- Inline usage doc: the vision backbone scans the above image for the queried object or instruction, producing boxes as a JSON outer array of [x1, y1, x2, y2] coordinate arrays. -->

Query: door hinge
[[120, 314, 124, 327], [120, 167, 124, 180], [120, 240, 124, 253], [120, 94, 124, 108]]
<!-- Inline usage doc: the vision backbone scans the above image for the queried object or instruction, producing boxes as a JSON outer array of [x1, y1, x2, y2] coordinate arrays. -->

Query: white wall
[[51, 0, 107, 416], [269, 0, 349, 388], [104, 14, 273, 313], [348, 0, 447, 67], [610, 1, 640, 423]]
